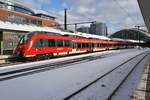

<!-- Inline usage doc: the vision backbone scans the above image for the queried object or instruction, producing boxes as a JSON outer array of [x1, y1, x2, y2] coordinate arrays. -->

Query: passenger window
[[33, 38, 44, 48], [98, 44, 101, 47], [86, 43, 89, 48], [43, 39, 49, 47], [77, 43, 82, 48], [92, 43, 94, 48], [64, 40, 70, 46], [95, 44, 97, 47], [56, 40, 63, 47], [48, 39, 55, 47], [72, 42, 77, 48], [83, 43, 85, 48]]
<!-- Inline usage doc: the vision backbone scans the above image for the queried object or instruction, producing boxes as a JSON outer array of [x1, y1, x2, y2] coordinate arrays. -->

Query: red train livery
[[14, 31, 133, 60]]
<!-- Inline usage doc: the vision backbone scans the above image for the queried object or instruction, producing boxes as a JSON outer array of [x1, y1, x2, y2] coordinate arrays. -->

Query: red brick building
[[0, 0, 59, 55]]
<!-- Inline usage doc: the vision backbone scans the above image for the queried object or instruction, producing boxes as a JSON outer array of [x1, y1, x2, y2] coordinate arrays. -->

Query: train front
[[13, 33, 33, 58]]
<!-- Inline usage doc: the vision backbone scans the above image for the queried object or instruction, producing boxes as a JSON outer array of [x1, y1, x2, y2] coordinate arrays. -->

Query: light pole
[[135, 25, 145, 46], [60, 21, 96, 32], [64, 8, 67, 30]]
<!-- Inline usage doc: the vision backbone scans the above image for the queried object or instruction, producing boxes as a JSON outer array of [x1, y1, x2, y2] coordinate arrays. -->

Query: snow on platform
[[70, 50, 150, 100], [0, 49, 149, 100], [0, 49, 135, 74]]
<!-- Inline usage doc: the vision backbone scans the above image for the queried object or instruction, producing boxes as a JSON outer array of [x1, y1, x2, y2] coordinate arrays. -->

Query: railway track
[[0, 49, 135, 81], [0, 49, 136, 67], [107, 53, 150, 100], [0, 54, 109, 81], [0, 49, 149, 100], [0, 62, 23, 67], [63, 51, 150, 100]]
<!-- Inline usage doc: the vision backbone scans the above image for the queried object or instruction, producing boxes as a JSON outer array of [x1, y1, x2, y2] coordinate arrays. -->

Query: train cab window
[[19, 36, 25, 44], [48, 39, 56, 47]]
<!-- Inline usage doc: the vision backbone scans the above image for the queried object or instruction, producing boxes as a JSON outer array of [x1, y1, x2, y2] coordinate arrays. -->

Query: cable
[[112, 0, 138, 25]]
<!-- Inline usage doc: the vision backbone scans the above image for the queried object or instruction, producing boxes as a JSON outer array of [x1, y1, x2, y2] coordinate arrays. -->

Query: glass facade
[[90, 22, 107, 36], [0, 1, 57, 27], [0, 1, 34, 15], [0, 1, 43, 26], [7, 14, 42, 25], [110, 29, 150, 42], [35, 14, 55, 21]]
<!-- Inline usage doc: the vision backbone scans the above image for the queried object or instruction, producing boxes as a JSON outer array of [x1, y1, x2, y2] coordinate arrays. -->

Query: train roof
[[28, 31, 111, 41], [77, 32, 111, 40]]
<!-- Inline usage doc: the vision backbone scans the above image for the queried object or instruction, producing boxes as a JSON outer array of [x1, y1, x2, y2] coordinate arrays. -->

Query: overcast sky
[[14, 0, 145, 33]]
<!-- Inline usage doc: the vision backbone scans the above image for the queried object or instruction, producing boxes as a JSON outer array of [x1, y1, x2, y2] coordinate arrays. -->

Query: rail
[[63, 51, 150, 100], [0, 49, 135, 81]]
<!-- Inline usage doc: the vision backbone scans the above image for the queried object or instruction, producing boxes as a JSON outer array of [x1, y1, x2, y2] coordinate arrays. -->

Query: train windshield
[[19, 33, 33, 44]]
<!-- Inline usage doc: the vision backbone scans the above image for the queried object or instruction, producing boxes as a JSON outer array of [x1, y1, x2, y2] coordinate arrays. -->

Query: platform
[[0, 55, 11, 64]]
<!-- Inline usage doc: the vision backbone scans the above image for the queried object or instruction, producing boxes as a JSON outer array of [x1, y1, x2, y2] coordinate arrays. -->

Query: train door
[[72, 41, 77, 52]]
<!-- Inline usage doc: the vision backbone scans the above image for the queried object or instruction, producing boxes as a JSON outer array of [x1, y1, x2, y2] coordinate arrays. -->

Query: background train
[[13, 30, 134, 60]]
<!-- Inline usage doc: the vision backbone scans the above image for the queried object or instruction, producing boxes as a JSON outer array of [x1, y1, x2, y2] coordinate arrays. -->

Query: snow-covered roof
[[111, 38, 145, 43], [33, 10, 57, 18], [0, 0, 35, 15], [127, 39, 145, 43], [133, 28, 150, 37], [0, 21, 56, 32], [0, 21, 110, 40]]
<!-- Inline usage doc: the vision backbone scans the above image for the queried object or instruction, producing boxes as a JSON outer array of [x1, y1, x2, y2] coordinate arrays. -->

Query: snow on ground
[[0, 49, 137, 73], [70, 50, 149, 100], [0, 48, 149, 100], [111, 54, 150, 100]]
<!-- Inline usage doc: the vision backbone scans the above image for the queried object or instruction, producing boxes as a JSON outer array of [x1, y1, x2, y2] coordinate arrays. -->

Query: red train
[[13, 31, 134, 60]]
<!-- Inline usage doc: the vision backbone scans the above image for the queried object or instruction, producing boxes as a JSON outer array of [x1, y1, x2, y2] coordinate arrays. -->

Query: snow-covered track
[[0, 56, 94, 81], [0, 49, 133, 81], [64, 51, 150, 100], [0, 49, 149, 100], [0, 62, 23, 67]]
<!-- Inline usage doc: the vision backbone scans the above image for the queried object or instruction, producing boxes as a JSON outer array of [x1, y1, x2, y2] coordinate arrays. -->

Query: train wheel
[[41, 55, 46, 60], [34, 55, 41, 61], [47, 53, 53, 59], [34, 56, 38, 61]]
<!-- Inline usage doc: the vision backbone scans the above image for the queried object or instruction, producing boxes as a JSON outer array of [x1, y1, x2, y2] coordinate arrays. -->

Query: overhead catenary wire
[[13, 0, 144, 32], [112, 0, 139, 26]]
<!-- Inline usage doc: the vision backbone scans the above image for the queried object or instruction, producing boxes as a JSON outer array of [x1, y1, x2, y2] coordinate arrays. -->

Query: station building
[[90, 22, 107, 36], [110, 28, 150, 46], [0, 0, 59, 55], [77, 27, 90, 33]]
